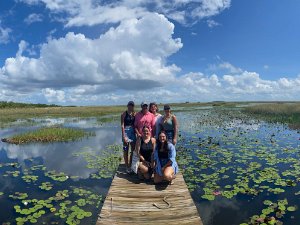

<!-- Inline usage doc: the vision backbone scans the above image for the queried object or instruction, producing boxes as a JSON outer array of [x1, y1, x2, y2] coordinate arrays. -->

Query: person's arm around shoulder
[[121, 112, 127, 143], [172, 115, 178, 145]]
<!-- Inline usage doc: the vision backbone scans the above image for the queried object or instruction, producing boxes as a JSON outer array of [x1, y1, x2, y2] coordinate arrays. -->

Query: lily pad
[[287, 206, 297, 212]]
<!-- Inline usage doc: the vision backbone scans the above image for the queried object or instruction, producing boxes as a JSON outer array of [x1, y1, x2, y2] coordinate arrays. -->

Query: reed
[[0, 106, 124, 127], [244, 103, 300, 125]]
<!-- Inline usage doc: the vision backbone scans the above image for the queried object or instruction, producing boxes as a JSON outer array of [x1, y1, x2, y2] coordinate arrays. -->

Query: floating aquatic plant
[[21, 175, 38, 183], [176, 108, 300, 224], [73, 144, 122, 179], [9, 192, 28, 200], [39, 182, 53, 191], [45, 170, 69, 182], [287, 206, 297, 212], [31, 165, 46, 171], [11, 187, 101, 225], [240, 198, 297, 225]]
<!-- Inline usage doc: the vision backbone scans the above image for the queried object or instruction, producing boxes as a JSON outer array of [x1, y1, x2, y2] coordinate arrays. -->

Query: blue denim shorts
[[124, 126, 136, 143]]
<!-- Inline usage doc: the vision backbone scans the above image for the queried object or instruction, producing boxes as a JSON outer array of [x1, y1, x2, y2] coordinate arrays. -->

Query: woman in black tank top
[[136, 126, 156, 180], [121, 101, 136, 173], [124, 110, 135, 126]]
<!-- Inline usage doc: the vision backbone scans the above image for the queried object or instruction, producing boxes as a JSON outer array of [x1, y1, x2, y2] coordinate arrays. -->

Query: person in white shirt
[[149, 102, 162, 139]]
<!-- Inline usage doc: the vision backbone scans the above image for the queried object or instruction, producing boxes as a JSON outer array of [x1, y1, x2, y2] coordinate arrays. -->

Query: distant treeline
[[0, 101, 60, 108]]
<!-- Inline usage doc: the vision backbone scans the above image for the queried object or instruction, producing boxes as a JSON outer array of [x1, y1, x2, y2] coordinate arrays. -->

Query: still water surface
[[0, 109, 299, 225]]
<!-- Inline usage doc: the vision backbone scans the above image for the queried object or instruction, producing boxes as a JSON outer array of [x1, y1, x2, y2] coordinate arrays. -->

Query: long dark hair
[[149, 102, 159, 114], [157, 131, 169, 152]]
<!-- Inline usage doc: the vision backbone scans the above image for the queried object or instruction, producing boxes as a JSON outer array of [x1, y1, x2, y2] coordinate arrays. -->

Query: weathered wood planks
[[97, 163, 203, 225]]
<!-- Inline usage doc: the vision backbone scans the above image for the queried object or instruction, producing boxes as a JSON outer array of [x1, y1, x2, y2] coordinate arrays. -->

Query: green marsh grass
[[0, 103, 216, 127], [0, 106, 124, 127], [1, 101, 298, 128], [244, 103, 300, 126], [4, 127, 93, 144]]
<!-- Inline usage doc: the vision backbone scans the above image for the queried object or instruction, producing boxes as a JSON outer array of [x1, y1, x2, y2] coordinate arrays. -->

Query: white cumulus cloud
[[19, 0, 232, 26], [43, 88, 65, 102], [0, 13, 182, 94]]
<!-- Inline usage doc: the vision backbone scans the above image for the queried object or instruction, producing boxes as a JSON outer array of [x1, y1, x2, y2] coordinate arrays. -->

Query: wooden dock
[[97, 163, 203, 225]]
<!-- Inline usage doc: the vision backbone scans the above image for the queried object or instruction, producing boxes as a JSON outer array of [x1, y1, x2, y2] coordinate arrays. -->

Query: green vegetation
[[39, 182, 53, 191], [12, 188, 101, 225], [73, 144, 122, 179], [2, 101, 298, 128], [176, 108, 299, 223], [3, 127, 93, 144], [0, 144, 120, 224], [96, 115, 119, 124], [1, 104, 299, 224], [244, 103, 300, 126], [241, 199, 297, 225], [1, 154, 106, 225], [9, 192, 29, 200], [0, 105, 124, 127], [45, 170, 69, 182], [0, 101, 59, 108]]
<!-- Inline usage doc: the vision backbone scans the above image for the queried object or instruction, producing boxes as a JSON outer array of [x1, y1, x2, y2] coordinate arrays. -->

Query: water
[[0, 109, 299, 225], [0, 118, 122, 224], [176, 109, 300, 225]]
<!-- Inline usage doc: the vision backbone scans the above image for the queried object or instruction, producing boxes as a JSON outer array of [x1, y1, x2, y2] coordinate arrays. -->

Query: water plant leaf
[[287, 206, 297, 212], [9, 192, 28, 200], [39, 182, 53, 191]]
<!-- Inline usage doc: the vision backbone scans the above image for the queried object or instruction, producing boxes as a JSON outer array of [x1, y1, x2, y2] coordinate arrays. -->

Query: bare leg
[[163, 166, 175, 182], [123, 143, 129, 168], [138, 162, 150, 179], [129, 142, 135, 167]]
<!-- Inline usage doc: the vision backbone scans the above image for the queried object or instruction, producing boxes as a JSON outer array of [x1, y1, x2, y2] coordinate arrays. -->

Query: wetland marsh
[[0, 102, 299, 225]]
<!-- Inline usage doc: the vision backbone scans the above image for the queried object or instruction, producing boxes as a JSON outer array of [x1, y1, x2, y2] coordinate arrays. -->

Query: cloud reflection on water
[[0, 122, 121, 179]]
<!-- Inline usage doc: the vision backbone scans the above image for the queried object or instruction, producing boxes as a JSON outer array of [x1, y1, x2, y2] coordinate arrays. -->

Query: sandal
[[169, 180, 174, 185]]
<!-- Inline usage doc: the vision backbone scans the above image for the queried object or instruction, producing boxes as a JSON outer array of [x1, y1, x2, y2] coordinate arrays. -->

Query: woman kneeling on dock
[[153, 131, 178, 184], [136, 126, 156, 180]]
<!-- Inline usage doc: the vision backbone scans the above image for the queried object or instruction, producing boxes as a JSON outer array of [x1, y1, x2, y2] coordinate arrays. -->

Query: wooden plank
[[97, 163, 203, 225]]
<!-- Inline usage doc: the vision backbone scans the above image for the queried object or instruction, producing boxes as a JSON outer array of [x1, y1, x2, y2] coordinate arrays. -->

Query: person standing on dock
[[134, 102, 155, 138], [121, 101, 136, 173], [135, 126, 156, 180], [149, 102, 162, 139], [153, 130, 178, 184], [160, 104, 178, 145]]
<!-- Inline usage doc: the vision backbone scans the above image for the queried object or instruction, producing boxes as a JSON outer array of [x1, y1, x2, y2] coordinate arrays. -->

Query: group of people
[[121, 101, 178, 184]]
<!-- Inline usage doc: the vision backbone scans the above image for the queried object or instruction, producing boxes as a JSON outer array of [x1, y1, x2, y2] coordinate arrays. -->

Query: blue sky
[[0, 0, 299, 105]]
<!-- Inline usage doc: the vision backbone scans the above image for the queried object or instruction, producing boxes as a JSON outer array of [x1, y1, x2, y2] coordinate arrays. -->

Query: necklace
[[127, 110, 134, 116]]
